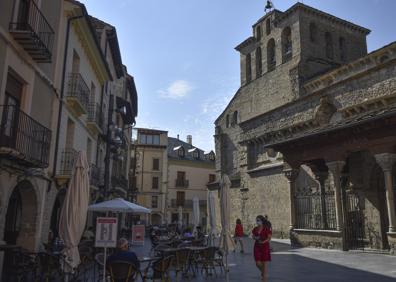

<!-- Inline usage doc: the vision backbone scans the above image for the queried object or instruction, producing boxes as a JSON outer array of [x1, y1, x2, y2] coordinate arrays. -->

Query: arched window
[[232, 111, 238, 126], [325, 32, 333, 59], [266, 18, 271, 35], [178, 147, 185, 158], [309, 22, 317, 42], [226, 114, 230, 128], [339, 37, 346, 61], [282, 27, 292, 62], [256, 47, 262, 77], [256, 25, 262, 40], [267, 39, 276, 71], [246, 53, 252, 83]]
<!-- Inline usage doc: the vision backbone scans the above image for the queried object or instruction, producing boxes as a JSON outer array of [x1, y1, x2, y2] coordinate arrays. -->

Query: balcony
[[87, 103, 104, 135], [175, 179, 189, 188], [90, 164, 104, 187], [0, 105, 51, 168], [171, 199, 207, 209], [9, 0, 54, 63], [66, 73, 90, 117], [55, 148, 77, 185]]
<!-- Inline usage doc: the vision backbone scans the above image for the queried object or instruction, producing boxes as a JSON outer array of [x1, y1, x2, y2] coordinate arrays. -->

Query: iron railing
[[59, 148, 77, 175], [295, 191, 337, 230], [87, 103, 104, 131], [0, 105, 51, 167], [175, 179, 189, 188], [171, 199, 206, 209], [67, 73, 90, 112], [9, 0, 54, 62], [90, 164, 104, 187]]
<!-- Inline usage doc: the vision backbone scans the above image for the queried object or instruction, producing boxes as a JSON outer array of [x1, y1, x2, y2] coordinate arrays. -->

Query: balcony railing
[[171, 199, 207, 209], [87, 103, 104, 133], [90, 164, 104, 187], [58, 148, 77, 176], [0, 105, 51, 168], [112, 175, 128, 190], [9, 0, 54, 63], [66, 73, 90, 116], [175, 179, 189, 188]]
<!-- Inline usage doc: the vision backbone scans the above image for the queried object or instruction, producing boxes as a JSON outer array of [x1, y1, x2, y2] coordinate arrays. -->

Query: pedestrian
[[252, 215, 272, 282], [234, 218, 244, 253]]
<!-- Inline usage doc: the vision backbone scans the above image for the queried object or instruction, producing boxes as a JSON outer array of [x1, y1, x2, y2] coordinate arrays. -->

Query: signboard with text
[[131, 225, 145, 245], [95, 217, 118, 248]]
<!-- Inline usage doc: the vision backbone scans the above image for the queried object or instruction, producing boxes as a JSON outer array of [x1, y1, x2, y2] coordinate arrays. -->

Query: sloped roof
[[167, 137, 215, 163]]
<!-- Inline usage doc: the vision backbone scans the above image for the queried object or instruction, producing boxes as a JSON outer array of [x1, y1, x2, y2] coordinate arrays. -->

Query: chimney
[[177, 134, 179, 140], [187, 135, 192, 145]]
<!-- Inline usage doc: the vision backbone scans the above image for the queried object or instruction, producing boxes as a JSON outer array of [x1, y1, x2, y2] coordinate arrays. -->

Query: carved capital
[[375, 153, 396, 172], [326, 161, 346, 177], [283, 169, 299, 182]]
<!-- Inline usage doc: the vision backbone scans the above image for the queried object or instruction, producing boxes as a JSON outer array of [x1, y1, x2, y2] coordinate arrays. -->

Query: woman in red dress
[[234, 218, 244, 253], [252, 215, 272, 282]]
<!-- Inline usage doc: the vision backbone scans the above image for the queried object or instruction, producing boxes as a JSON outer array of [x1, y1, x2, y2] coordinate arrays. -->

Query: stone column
[[284, 168, 300, 229], [375, 153, 396, 233], [314, 171, 329, 230], [327, 161, 346, 231]]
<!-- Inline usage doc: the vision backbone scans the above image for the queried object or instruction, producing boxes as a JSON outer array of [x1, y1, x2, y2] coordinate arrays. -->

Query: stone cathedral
[[212, 3, 396, 253]]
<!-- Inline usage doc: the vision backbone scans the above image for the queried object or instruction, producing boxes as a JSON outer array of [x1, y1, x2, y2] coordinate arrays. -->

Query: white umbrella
[[219, 174, 235, 280], [88, 198, 151, 213], [208, 191, 217, 246], [192, 196, 200, 235], [59, 151, 90, 271], [178, 206, 183, 231]]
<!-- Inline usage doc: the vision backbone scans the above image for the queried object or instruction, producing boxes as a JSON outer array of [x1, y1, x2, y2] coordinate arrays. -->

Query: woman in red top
[[234, 218, 244, 253], [252, 215, 272, 282]]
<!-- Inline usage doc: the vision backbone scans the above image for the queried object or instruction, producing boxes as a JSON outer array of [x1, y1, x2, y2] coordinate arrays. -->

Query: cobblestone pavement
[[89, 238, 396, 282]]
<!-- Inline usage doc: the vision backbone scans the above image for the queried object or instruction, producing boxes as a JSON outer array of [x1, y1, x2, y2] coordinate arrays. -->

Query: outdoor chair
[[195, 247, 217, 276], [213, 248, 225, 273], [36, 252, 66, 281], [173, 248, 191, 279], [143, 255, 174, 282], [107, 260, 140, 282], [3, 249, 37, 282]]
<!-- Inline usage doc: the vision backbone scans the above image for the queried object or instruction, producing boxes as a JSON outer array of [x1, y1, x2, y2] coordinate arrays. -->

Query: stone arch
[[246, 53, 252, 83], [267, 38, 276, 71], [281, 26, 292, 62], [325, 32, 334, 59], [49, 188, 66, 238], [4, 180, 39, 251]]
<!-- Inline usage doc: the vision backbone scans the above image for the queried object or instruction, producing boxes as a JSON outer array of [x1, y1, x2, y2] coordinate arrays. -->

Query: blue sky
[[81, 0, 396, 151]]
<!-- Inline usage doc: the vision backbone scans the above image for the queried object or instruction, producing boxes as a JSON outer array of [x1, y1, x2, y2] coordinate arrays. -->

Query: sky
[[80, 0, 396, 152]]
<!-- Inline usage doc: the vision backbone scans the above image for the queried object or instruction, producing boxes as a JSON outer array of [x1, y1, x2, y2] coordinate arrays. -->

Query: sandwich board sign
[[131, 225, 145, 245], [95, 217, 118, 248]]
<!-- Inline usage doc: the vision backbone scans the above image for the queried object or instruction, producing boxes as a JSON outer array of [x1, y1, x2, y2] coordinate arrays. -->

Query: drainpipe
[[48, 14, 84, 192]]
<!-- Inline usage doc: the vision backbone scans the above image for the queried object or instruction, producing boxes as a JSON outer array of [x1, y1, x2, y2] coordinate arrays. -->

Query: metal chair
[[173, 248, 191, 279], [107, 260, 140, 282], [143, 255, 174, 282]]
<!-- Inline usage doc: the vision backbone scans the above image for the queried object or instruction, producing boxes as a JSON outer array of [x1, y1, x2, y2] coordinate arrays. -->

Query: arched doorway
[[151, 213, 162, 226], [50, 189, 66, 238], [4, 181, 38, 251]]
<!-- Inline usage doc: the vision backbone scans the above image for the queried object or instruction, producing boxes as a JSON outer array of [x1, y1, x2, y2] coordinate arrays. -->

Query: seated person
[[107, 238, 140, 271], [195, 226, 205, 240], [183, 227, 193, 239]]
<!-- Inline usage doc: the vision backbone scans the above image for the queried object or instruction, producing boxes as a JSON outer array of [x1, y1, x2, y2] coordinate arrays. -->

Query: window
[[153, 135, 160, 145], [282, 27, 292, 62], [267, 39, 276, 71], [325, 32, 333, 59], [339, 37, 346, 61], [266, 18, 271, 35], [176, 191, 185, 207], [209, 174, 216, 183], [208, 151, 215, 161], [151, 196, 158, 208], [226, 114, 230, 128], [65, 119, 75, 148], [231, 111, 238, 126], [140, 133, 161, 145], [176, 171, 187, 187], [153, 158, 159, 170], [309, 22, 317, 43], [87, 138, 92, 164], [178, 147, 185, 158], [256, 25, 262, 40], [72, 50, 80, 73], [152, 177, 159, 189], [193, 150, 199, 159], [256, 47, 262, 77], [246, 53, 252, 83]]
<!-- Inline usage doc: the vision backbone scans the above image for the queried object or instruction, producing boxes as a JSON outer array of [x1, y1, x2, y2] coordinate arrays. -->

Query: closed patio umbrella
[[208, 191, 217, 246], [178, 206, 183, 232], [219, 174, 235, 280], [192, 196, 200, 235], [58, 151, 90, 271]]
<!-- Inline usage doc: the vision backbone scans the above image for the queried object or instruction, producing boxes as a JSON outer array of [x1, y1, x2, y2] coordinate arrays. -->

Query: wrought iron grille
[[295, 186, 337, 230], [90, 164, 104, 187], [67, 73, 90, 111], [59, 148, 77, 175], [175, 179, 189, 188], [0, 105, 51, 167], [9, 0, 55, 62], [88, 103, 104, 129]]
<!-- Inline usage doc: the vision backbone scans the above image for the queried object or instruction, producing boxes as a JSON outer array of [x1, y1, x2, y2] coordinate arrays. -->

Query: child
[[234, 218, 244, 253]]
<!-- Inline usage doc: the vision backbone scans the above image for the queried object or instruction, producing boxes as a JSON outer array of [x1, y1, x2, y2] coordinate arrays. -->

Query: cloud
[[158, 80, 193, 99]]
